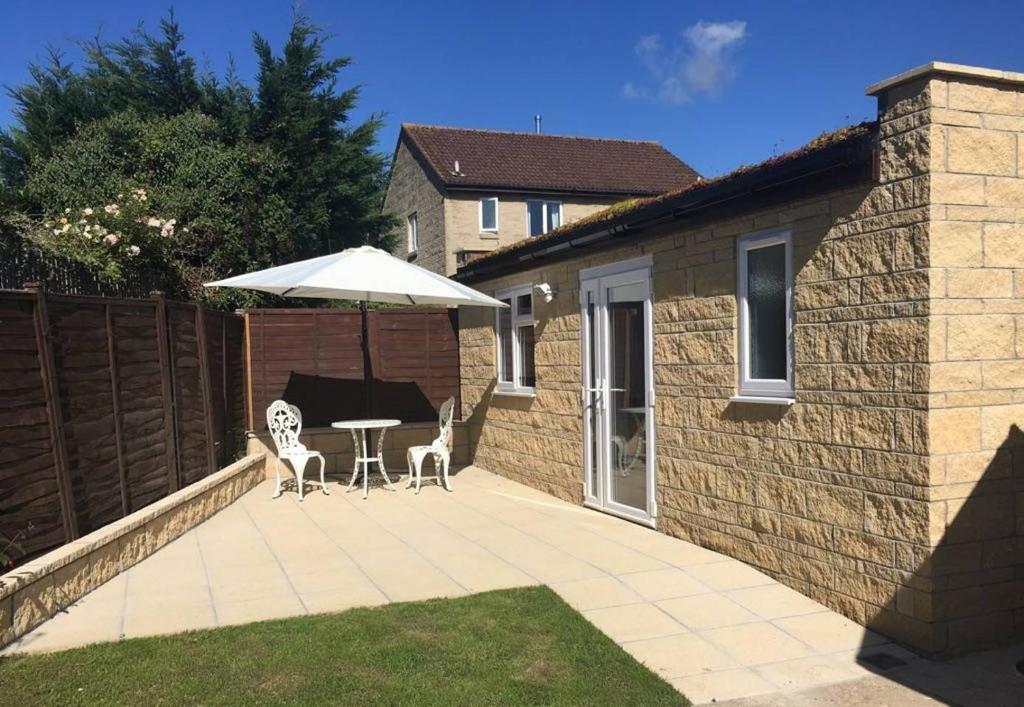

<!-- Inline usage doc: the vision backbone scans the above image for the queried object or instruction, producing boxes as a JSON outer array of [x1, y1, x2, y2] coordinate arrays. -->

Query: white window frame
[[407, 212, 418, 252], [479, 197, 499, 233], [734, 227, 795, 404], [495, 284, 536, 395], [526, 200, 562, 237]]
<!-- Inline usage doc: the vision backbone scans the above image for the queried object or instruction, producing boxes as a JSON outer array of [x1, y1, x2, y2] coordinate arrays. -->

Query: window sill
[[493, 388, 536, 399], [729, 394, 795, 406], [479, 231, 499, 239]]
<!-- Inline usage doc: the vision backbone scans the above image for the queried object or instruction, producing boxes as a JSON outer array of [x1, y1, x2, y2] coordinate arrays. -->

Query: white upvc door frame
[[579, 259, 656, 527]]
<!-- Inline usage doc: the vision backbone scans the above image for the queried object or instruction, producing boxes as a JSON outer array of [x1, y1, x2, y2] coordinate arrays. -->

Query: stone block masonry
[[459, 63, 1024, 654], [0, 453, 267, 649]]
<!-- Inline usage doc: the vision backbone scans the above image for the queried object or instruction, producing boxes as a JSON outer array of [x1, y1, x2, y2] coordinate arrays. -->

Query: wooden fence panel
[[222, 314, 248, 469], [0, 294, 65, 557], [167, 303, 208, 487], [247, 309, 366, 429], [246, 308, 460, 430], [48, 299, 123, 534], [370, 310, 460, 422], [0, 289, 245, 564], [111, 301, 171, 510]]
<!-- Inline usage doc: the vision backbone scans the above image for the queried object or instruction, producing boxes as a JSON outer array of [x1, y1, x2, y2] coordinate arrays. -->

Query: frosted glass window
[[747, 244, 787, 380], [737, 229, 793, 399]]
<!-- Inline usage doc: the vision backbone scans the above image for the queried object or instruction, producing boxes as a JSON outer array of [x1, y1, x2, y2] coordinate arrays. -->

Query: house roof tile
[[400, 124, 700, 196]]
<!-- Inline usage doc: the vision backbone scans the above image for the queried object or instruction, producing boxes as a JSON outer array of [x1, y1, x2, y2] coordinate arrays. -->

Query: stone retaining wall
[[0, 453, 267, 648]]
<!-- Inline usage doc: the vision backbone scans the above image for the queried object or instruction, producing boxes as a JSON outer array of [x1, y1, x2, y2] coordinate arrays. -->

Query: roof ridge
[[401, 123, 664, 146]]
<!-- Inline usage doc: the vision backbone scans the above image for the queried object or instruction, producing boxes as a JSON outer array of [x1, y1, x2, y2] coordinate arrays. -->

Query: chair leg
[[414, 454, 423, 495], [406, 450, 415, 488], [293, 456, 308, 502], [318, 455, 329, 495], [441, 452, 452, 492], [272, 458, 283, 499]]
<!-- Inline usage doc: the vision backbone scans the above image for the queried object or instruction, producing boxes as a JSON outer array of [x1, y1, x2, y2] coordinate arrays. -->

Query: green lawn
[[0, 586, 688, 706]]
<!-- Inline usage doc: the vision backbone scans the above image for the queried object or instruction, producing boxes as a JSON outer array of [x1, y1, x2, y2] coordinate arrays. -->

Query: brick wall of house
[[892, 72, 1024, 650], [443, 194, 618, 275], [383, 141, 446, 274], [461, 67, 1024, 654]]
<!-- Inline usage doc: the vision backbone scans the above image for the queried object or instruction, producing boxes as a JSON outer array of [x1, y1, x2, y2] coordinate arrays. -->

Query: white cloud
[[624, 20, 747, 105]]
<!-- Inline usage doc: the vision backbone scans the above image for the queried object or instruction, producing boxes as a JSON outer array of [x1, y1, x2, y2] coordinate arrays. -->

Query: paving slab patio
[[4, 466, 1020, 704]]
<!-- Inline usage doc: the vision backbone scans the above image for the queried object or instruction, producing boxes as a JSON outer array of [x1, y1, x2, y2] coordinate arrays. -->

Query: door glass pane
[[607, 284, 647, 512], [586, 293, 597, 497], [498, 299, 513, 382], [747, 244, 786, 380], [527, 201, 544, 237], [518, 324, 536, 387]]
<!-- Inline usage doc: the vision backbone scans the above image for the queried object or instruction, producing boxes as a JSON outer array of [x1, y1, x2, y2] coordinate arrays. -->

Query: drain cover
[[859, 652, 908, 671]]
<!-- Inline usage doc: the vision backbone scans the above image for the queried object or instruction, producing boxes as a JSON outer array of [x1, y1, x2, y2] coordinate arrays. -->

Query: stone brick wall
[[383, 141, 446, 274], [461, 170, 938, 647], [461, 66, 1024, 654], [1, 453, 267, 648], [894, 72, 1024, 650], [444, 194, 615, 275]]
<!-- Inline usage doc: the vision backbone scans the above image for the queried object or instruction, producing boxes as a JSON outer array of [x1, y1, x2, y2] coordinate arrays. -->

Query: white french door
[[580, 258, 656, 526]]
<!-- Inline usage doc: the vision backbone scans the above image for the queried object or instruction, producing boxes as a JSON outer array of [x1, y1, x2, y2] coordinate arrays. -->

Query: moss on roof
[[471, 121, 877, 265]]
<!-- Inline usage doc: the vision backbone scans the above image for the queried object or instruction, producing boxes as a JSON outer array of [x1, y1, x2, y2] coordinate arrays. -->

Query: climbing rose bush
[[36, 188, 184, 282]]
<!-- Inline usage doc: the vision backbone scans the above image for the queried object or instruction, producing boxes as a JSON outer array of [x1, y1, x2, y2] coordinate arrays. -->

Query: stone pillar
[[869, 62, 1024, 653]]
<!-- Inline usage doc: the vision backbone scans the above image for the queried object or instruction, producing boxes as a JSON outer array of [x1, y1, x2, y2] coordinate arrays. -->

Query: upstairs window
[[736, 228, 794, 401], [526, 200, 562, 237], [407, 212, 418, 252], [496, 286, 536, 394], [479, 197, 499, 233]]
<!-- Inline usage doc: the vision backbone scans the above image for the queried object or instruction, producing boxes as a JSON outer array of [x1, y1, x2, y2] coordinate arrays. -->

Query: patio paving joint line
[[346, 479, 550, 589], [287, 491, 396, 602], [471, 481, 726, 576], [336, 482, 474, 596], [194, 524, 221, 626], [237, 498, 309, 614]]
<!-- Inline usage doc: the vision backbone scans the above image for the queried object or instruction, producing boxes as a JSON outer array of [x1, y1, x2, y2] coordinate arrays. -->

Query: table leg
[[361, 428, 369, 499], [377, 426, 396, 491], [346, 429, 360, 494]]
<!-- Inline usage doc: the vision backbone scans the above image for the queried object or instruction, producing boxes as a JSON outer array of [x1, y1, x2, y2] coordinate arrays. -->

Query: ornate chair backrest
[[435, 397, 455, 449], [267, 400, 303, 454]]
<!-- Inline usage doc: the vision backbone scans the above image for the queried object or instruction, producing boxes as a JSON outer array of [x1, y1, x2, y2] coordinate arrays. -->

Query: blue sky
[[2, 0, 1022, 177]]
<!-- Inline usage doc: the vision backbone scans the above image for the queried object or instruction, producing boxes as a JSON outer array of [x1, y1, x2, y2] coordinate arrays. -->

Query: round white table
[[331, 419, 401, 499]]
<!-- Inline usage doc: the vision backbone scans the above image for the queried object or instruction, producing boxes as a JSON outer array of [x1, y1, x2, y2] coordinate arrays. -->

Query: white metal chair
[[406, 397, 455, 494], [267, 400, 328, 501]]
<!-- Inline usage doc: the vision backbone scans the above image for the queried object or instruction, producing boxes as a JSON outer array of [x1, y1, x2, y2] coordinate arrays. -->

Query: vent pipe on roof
[[534, 114, 542, 134]]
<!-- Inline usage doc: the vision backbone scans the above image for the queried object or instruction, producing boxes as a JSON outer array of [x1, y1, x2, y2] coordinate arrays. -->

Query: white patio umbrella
[[204, 245, 506, 308], [204, 245, 506, 417]]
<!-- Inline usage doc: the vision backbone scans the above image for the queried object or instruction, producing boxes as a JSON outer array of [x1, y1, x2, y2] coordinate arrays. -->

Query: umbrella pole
[[360, 300, 373, 418]]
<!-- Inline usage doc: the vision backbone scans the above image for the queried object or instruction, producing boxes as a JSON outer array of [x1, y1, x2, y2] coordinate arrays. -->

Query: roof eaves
[[441, 182, 666, 198], [455, 122, 878, 285]]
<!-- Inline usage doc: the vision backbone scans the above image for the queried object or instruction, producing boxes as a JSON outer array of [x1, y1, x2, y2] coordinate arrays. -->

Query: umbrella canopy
[[205, 245, 506, 307]]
